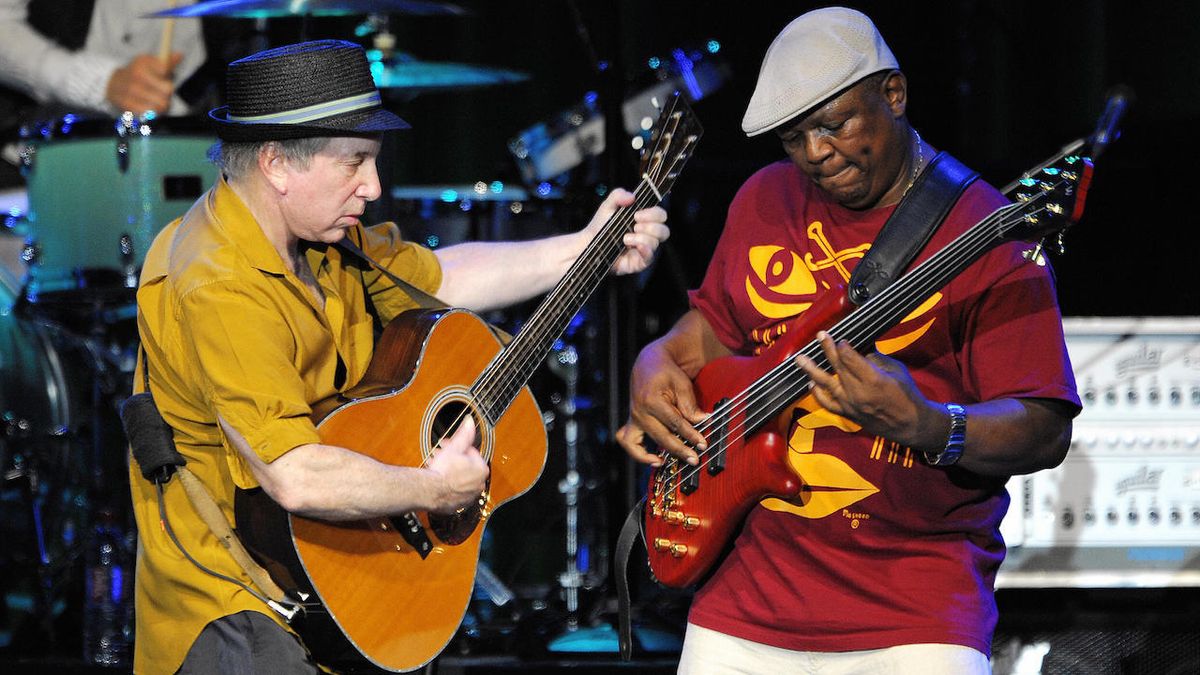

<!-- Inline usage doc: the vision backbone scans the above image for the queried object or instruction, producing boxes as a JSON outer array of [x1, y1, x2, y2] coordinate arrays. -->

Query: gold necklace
[[902, 129, 924, 197]]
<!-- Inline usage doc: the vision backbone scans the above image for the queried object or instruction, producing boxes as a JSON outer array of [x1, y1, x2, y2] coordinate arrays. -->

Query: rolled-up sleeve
[[178, 279, 321, 485]]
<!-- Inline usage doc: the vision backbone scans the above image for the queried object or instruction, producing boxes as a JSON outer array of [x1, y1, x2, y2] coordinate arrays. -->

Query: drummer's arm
[[0, 0, 121, 113]]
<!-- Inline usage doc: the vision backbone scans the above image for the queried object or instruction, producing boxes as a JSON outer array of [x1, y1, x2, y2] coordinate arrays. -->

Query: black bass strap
[[847, 151, 978, 305]]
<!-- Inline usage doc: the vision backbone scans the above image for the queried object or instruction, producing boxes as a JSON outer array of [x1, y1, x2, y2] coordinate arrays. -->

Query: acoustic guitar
[[236, 93, 702, 672], [643, 151, 1093, 589]]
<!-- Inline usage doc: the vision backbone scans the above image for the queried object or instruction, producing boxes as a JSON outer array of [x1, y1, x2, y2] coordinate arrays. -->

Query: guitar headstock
[[638, 92, 704, 203], [1005, 153, 1095, 250]]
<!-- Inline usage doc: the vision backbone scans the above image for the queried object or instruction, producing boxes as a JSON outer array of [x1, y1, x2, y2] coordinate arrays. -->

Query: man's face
[[281, 136, 382, 244], [774, 74, 909, 210]]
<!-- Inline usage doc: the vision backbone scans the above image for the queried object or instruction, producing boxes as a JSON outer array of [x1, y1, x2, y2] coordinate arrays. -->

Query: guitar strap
[[336, 236, 448, 311], [847, 151, 978, 305], [122, 349, 302, 621], [616, 497, 646, 661], [336, 235, 514, 345]]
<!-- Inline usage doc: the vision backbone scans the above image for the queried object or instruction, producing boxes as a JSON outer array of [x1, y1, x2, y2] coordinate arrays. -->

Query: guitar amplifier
[[998, 317, 1200, 588]]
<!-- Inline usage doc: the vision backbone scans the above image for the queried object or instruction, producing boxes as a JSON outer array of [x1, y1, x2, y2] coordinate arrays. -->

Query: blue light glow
[[706, 40, 721, 54], [489, 181, 504, 193], [440, 189, 458, 203], [648, 56, 661, 69], [536, 182, 552, 197]]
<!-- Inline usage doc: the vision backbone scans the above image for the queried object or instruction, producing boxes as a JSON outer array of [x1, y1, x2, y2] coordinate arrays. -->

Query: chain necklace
[[901, 128, 924, 198]]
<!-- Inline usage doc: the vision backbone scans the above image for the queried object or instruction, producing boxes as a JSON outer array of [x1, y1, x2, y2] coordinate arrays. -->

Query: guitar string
[[422, 105, 698, 465], [658, 198, 1047, 498], [417, 182, 662, 468], [650, 176, 1075, 508], [655, 199, 1047, 504], [476, 148, 686, 415], [657, 197, 1054, 503], [473, 122, 700, 417], [474, 112, 690, 412]]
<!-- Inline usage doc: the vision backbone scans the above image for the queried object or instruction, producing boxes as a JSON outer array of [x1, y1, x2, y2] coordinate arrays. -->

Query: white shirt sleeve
[[0, 0, 124, 115]]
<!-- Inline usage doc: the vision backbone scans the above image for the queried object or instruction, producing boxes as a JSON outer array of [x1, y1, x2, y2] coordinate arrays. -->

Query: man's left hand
[[585, 188, 669, 276]]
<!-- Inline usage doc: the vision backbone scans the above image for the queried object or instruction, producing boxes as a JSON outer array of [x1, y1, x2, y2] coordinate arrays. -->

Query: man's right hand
[[425, 416, 489, 514], [616, 340, 711, 467], [105, 53, 183, 115]]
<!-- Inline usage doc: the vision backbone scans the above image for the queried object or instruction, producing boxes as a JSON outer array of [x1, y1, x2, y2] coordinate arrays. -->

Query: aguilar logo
[[1115, 465, 1163, 496], [1116, 344, 1162, 378]]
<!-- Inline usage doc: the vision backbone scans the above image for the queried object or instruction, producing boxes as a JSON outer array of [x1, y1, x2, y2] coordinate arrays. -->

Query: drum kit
[[0, 0, 726, 658]]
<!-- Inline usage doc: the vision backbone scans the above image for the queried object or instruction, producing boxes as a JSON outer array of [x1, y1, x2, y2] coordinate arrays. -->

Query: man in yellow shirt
[[128, 39, 668, 674]]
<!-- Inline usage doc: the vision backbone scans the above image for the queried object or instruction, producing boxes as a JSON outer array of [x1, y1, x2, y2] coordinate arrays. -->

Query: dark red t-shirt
[[686, 160, 1080, 656]]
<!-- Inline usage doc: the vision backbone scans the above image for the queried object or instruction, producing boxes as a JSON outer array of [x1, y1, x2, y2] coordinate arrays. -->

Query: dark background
[[4, 0, 1199, 671], [361, 0, 1196, 320]]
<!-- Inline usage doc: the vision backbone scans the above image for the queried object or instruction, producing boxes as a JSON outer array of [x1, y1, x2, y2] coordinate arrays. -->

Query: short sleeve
[[177, 279, 321, 483]]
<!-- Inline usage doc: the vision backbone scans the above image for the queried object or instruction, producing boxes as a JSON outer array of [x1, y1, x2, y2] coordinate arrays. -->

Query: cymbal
[[146, 0, 469, 19], [372, 59, 529, 92]]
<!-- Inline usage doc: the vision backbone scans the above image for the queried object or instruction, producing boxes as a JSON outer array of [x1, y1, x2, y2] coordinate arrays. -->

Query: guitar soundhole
[[428, 400, 486, 546], [429, 401, 483, 450]]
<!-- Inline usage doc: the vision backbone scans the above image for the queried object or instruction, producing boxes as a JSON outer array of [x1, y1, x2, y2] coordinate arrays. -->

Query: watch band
[[924, 402, 966, 467]]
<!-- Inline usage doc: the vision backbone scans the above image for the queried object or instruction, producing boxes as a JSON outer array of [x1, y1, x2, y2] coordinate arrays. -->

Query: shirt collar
[[209, 174, 290, 276]]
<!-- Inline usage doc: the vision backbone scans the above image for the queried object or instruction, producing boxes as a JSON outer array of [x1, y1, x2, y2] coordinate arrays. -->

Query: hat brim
[[208, 105, 410, 142]]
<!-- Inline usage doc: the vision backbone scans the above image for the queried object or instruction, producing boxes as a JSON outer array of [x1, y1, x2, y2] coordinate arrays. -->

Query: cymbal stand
[[547, 343, 584, 631]]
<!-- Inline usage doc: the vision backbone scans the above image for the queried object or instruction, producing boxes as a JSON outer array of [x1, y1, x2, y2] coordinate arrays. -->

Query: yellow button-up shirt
[[128, 176, 441, 674]]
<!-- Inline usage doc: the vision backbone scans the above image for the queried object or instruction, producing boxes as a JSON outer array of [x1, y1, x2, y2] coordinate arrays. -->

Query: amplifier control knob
[[1170, 509, 1182, 525], [1061, 509, 1074, 529], [1148, 509, 1161, 525]]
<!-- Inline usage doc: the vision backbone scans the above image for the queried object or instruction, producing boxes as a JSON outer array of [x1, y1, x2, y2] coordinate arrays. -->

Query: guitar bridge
[[390, 512, 434, 559]]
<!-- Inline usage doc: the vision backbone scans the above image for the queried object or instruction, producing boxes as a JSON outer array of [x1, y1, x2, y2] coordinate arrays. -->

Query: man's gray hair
[[207, 137, 332, 180]]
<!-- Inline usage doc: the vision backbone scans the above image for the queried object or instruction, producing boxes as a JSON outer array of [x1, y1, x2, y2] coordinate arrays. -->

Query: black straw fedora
[[208, 39, 410, 142]]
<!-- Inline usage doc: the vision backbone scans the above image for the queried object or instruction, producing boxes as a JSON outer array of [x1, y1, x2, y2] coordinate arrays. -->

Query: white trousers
[[677, 622, 992, 675]]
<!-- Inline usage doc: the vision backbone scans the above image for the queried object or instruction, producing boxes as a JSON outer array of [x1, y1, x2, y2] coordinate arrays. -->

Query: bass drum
[[0, 286, 92, 573]]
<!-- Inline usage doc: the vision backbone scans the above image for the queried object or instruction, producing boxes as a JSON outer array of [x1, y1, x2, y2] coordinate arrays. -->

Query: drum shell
[[0, 288, 93, 566], [20, 116, 217, 293]]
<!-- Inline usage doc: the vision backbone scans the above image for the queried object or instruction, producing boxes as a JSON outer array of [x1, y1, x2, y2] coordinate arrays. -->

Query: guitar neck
[[741, 199, 1034, 430], [471, 93, 702, 424], [473, 185, 663, 422]]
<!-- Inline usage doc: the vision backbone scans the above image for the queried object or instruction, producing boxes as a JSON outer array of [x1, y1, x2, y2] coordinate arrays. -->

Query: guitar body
[[244, 308, 547, 672], [645, 291, 852, 588]]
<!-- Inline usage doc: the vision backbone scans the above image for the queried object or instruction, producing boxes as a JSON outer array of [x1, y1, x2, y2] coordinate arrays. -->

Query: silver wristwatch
[[923, 402, 966, 467]]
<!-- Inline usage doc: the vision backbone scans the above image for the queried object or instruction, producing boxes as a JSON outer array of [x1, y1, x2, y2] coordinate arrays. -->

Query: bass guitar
[[643, 151, 1093, 589], [237, 93, 702, 672]]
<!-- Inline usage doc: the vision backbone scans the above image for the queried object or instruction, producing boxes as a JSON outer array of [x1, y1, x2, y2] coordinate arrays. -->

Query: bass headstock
[[638, 92, 704, 202], [1005, 153, 1094, 255]]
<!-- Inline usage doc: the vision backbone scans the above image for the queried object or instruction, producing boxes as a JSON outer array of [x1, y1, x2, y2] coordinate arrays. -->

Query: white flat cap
[[742, 7, 899, 137]]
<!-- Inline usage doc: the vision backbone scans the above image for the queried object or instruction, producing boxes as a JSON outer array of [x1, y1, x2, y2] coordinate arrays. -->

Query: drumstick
[[158, 1, 179, 66]]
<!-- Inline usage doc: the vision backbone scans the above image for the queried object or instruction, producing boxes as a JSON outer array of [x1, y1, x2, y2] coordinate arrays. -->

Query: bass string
[[653, 188, 1063, 506]]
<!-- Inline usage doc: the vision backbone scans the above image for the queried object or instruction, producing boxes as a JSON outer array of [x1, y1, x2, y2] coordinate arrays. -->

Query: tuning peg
[[1023, 241, 1047, 267], [1052, 231, 1067, 255]]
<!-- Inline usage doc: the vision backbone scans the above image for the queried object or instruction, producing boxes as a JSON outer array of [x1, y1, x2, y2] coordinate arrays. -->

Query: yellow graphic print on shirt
[[743, 221, 942, 521]]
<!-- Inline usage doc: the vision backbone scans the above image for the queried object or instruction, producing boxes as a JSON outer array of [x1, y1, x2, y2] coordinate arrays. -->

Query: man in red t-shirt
[[617, 7, 1080, 674]]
